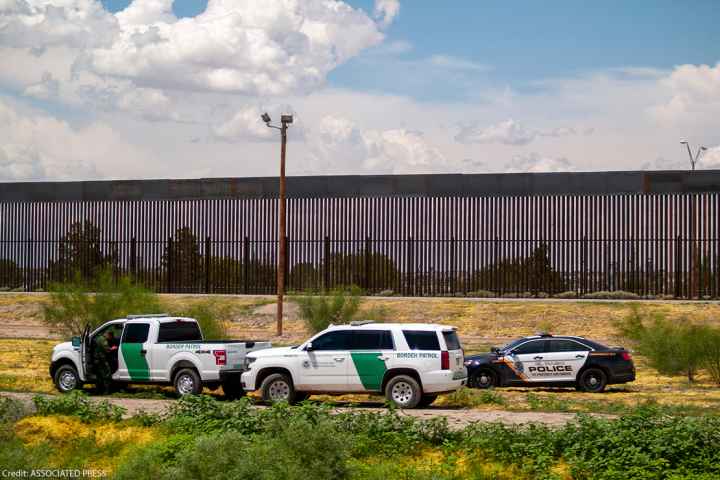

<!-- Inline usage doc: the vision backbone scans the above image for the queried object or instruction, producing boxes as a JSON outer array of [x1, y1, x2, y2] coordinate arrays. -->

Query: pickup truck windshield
[[157, 322, 202, 342]]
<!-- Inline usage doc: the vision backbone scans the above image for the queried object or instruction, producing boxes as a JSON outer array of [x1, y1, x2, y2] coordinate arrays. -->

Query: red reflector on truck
[[621, 351, 632, 361], [441, 351, 449, 370], [213, 350, 227, 366]]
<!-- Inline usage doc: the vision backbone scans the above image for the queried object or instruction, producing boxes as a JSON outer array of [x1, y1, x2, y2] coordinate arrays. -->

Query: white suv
[[241, 322, 467, 408]]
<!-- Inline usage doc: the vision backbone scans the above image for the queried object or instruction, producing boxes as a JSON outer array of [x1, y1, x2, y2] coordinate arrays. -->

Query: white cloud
[[213, 105, 306, 142], [0, 97, 153, 181], [455, 119, 578, 146], [87, 0, 389, 97], [650, 62, 720, 124], [505, 152, 574, 173], [307, 115, 446, 174], [428, 55, 491, 72], [374, 0, 399, 28]]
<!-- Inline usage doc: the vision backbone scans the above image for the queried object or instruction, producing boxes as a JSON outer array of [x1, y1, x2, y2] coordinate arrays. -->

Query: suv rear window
[[442, 331, 461, 350], [403, 331, 440, 350], [158, 321, 202, 343], [349, 330, 394, 350]]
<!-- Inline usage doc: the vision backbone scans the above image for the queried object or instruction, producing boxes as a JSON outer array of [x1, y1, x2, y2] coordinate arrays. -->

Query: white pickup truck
[[50, 314, 271, 398]]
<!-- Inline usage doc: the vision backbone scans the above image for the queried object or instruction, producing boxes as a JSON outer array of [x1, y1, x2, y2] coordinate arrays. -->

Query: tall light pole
[[680, 141, 707, 171], [262, 112, 293, 336]]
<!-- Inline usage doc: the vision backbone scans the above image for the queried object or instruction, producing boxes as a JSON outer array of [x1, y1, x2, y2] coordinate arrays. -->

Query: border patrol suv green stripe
[[350, 352, 387, 391]]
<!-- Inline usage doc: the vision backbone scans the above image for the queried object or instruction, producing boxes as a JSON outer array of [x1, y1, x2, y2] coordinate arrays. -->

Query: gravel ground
[[1, 391, 614, 429]]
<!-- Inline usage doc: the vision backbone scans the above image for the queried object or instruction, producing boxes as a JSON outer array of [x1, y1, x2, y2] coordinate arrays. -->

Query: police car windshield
[[499, 338, 526, 352]]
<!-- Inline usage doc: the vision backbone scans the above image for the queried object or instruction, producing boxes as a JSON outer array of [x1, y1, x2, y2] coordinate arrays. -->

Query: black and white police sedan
[[464, 334, 635, 392]]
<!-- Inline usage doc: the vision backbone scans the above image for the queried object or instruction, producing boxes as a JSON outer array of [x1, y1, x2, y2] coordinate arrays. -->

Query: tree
[[324, 251, 399, 292], [48, 221, 116, 282], [43, 269, 162, 337], [0, 259, 23, 289], [162, 227, 203, 292], [474, 243, 565, 295]]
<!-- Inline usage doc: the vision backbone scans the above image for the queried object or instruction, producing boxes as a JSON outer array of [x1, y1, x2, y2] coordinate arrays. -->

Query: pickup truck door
[[301, 331, 350, 391], [80, 325, 90, 379], [118, 322, 152, 381]]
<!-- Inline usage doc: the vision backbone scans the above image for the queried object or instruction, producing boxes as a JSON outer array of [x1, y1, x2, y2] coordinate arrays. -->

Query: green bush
[[697, 327, 720, 385], [584, 290, 640, 300], [295, 286, 363, 333], [616, 308, 708, 382], [43, 268, 162, 336], [167, 300, 229, 340], [33, 391, 126, 422]]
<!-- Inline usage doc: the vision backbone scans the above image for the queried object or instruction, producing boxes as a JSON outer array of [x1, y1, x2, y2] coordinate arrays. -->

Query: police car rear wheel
[[54, 364, 80, 393], [385, 375, 422, 409], [578, 368, 607, 393], [261, 373, 296, 404], [470, 369, 497, 389]]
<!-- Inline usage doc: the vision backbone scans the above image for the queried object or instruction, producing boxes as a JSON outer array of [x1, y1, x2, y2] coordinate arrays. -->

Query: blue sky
[[1, 1, 719, 181], [104, 0, 720, 99]]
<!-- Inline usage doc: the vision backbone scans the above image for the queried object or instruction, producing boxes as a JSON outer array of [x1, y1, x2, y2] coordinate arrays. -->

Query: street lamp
[[680, 141, 707, 171], [262, 112, 293, 336]]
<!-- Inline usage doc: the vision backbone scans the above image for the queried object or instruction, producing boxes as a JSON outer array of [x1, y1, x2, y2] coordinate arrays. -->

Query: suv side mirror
[[490, 346, 500, 354], [71, 336, 81, 348], [305, 342, 314, 352]]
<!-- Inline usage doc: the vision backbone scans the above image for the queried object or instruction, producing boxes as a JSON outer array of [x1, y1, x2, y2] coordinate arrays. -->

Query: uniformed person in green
[[93, 330, 116, 394]]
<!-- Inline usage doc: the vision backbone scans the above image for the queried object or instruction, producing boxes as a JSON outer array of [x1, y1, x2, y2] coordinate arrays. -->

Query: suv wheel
[[54, 364, 81, 393], [174, 368, 202, 396], [385, 375, 422, 409], [470, 369, 497, 389], [578, 368, 607, 393], [261, 373, 296, 404]]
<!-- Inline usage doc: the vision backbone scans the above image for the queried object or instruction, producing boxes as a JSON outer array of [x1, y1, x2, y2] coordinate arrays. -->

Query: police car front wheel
[[578, 368, 607, 393], [385, 375, 422, 409], [469, 369, 497, 389]]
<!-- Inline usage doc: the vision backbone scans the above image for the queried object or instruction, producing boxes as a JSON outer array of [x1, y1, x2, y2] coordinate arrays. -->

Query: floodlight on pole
[[262, 112, 294, 337], [680, 141, 707, 171]]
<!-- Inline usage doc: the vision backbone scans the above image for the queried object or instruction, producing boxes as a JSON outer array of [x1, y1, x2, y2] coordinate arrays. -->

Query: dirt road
[[1, 391, 613, 429]]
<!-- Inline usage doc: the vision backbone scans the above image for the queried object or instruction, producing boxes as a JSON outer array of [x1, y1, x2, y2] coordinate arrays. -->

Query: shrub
[[616, 308, 708, 382], [584, 290, 640, 300], [33, 391, 126, 422], [43, 268, 162, 336], [467, 290, 495, 298], [697, 327, 720, 385], [0, 397, 29, 428], [167, 300, 229, 340], [554, 290, 578, 299], [295, 286, 363, 333]]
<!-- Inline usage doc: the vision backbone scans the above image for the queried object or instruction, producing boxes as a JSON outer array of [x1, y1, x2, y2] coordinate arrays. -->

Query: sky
[[1, 0, 719, 182]]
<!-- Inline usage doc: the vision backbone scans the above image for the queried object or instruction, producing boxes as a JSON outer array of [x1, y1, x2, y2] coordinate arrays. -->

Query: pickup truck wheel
[[54, 364, 81, 393], [261, 373, 296, 404], [385, 375, 422, 409], [174, 368, 202, 396]]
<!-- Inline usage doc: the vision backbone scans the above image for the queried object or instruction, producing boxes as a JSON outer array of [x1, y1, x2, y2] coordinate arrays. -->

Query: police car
[[241, 322, 467, 408], [464, 333, 635, 392]]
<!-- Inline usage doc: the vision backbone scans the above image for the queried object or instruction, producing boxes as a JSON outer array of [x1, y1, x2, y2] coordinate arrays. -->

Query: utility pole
[[680, 141, 707, 297], [680, 141, 707, 171], [262, 112, 293, 336]]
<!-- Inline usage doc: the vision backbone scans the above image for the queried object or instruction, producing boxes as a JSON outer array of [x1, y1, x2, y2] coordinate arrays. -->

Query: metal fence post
[[130, 237, 137, 280], [364, 236, 371, 292], [243, 236, 249, 294], [324, 236, 330, 292], [205, 236, 211, 294], [166, 237, 173, 294]]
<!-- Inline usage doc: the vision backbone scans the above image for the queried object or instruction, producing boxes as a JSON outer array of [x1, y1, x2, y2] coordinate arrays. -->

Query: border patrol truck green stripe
[[121, 343, 150, 381], [350, 352, 387, 391]]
